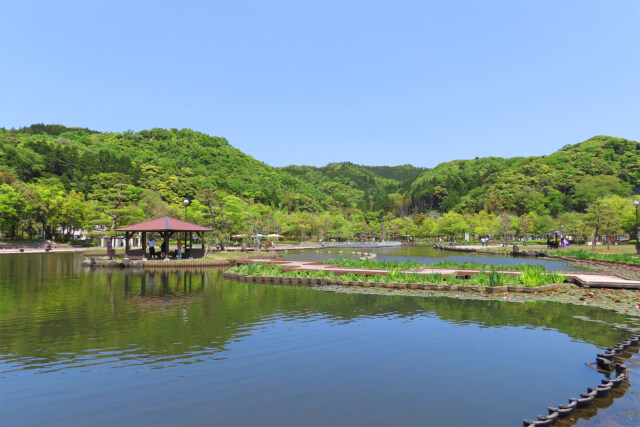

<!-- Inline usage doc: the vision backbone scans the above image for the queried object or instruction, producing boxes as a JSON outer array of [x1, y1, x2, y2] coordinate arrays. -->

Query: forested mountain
[[0, 125, 638, 243], [0, 124, 334, 211], [409, 136, 639, 215], [281, 162, 424, 213]]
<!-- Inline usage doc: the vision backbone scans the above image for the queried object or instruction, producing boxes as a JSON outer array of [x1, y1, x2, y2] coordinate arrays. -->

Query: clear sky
[[1, 0, 638, 168]]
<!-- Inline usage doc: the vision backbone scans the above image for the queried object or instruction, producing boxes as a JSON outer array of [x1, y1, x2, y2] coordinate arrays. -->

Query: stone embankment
[[433, 243, 549, 257], [82, 257, 235, 268]]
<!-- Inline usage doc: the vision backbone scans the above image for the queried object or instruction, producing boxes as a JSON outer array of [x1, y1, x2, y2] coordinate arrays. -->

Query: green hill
[[1, 126, 638, 242], [409, 136, 639, 215], [281, 162, 424, 212], [0, 124, 335, 212]]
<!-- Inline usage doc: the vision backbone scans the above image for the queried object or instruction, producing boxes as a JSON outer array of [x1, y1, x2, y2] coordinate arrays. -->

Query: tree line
[[0, 125, 638, 246]]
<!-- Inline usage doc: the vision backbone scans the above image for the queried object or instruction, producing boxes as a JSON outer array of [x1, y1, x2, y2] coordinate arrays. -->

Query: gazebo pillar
[[197, 232, 205, 253], [141, 232, 147, 259]]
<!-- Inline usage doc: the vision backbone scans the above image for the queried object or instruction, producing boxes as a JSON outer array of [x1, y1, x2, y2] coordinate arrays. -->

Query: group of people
[[480, 237, 492, 246], [546, 236, 570, 249], [148, 237, 183, 259]]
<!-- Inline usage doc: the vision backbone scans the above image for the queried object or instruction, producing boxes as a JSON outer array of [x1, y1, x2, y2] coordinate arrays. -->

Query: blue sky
[[1, 0, 638, 168]]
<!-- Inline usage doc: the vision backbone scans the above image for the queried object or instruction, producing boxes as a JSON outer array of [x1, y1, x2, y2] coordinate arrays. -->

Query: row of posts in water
[[523, 333, 640, 426]]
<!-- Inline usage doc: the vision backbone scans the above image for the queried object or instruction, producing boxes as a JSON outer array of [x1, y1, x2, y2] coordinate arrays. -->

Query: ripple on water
[[1, 253, 638, 426]]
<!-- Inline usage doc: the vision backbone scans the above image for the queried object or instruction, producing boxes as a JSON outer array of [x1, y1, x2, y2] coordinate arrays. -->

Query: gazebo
[[115, 216, 213, 259]]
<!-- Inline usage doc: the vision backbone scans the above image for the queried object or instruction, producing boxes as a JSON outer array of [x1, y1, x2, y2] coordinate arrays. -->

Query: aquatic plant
[[445, 275, 464, 285], [519, 266, 549, 287], [325, 258, 422, 270], [421, 273, 445, 284], [430, 260, 546, 272], [546, 272, 567, 284]]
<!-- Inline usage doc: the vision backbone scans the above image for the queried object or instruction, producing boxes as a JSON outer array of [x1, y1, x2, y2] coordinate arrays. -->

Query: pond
[[283, 245, 591, 271], [1, 253, 638, 426]]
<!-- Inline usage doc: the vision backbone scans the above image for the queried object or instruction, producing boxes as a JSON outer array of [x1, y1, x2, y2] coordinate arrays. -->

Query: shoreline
[[0, 241, 401, 256], [315, 283, 640, 321], [6, 244, 640, 316], [0, 247, 88, 254]]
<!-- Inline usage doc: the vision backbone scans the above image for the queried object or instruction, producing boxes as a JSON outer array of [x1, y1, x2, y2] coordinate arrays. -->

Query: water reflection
[[0, 254, 637, 427]]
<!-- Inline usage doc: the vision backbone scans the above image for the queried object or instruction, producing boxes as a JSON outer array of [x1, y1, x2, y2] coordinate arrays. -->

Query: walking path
[[0, 247, 87, 254], [235, 258, 640, 290]]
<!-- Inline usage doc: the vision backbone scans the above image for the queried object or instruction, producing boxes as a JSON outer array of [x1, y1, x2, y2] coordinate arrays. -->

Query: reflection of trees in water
[[1, 260, 637, 369]]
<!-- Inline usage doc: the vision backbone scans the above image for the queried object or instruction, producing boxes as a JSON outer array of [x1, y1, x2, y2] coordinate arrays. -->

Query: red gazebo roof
[[115, 216, 213, 232]]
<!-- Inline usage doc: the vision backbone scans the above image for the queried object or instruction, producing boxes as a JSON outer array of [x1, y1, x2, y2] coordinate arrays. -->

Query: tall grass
[[430, 260, 546, 272], [325, 258, 422, 270], [327, 258, 550, 272], [560, 250, 640, 265]]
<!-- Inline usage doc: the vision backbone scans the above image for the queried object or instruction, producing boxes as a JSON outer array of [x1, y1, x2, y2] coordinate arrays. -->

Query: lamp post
[[634, 201, 639, 255], [183, 199, 190, 222]]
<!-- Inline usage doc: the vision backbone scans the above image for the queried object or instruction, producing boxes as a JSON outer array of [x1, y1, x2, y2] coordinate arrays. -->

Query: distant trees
[[584, 196, 628, 250], [1, 126, 638, 246]]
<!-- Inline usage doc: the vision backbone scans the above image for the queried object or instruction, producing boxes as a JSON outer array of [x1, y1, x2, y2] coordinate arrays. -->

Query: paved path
[[0, 247, 87, 255], [236, 258, 640, 290]]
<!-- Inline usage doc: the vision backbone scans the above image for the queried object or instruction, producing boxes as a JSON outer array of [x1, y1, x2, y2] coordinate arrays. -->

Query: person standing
[[177, 238, 183, 259], [161, 239, 168, 258], [148, 237, 156, 258]]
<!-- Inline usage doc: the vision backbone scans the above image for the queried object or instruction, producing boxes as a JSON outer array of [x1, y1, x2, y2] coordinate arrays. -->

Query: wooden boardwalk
[[235, 258, 640, 290]]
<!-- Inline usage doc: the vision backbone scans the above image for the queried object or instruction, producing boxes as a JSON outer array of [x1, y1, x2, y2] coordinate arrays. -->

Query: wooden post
[[163, 231, 169, 259], [198, 232, 204, 252], [142, 232, 147, 259], [125, 232, 130, 255]]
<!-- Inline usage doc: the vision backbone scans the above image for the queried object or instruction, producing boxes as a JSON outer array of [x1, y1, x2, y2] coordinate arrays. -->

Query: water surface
[[0, 253, 637, 426], [283, 245, 590, 271]]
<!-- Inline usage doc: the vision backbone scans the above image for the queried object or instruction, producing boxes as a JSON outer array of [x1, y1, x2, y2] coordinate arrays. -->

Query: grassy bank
[[557, 250, 640, 265], [455, 243, 640, 266]]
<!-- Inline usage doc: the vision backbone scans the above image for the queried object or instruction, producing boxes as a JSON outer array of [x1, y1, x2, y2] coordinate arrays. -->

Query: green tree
[[0, 184, 30, 238], [573, 175, 631, 211], [584, 196, 628, 250], [436, 212, 467, 241], [89, 173, 142, 230]]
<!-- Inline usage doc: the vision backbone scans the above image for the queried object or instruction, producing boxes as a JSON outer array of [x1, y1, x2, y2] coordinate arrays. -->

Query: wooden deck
[[565, 273, 640, 289]]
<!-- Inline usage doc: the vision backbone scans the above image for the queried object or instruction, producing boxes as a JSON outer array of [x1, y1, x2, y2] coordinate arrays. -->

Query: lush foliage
[[231, 259, 565, 287], [325, 258, 552, 273], [1, 125, 638, 248], [409, 136, 639, 215]]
